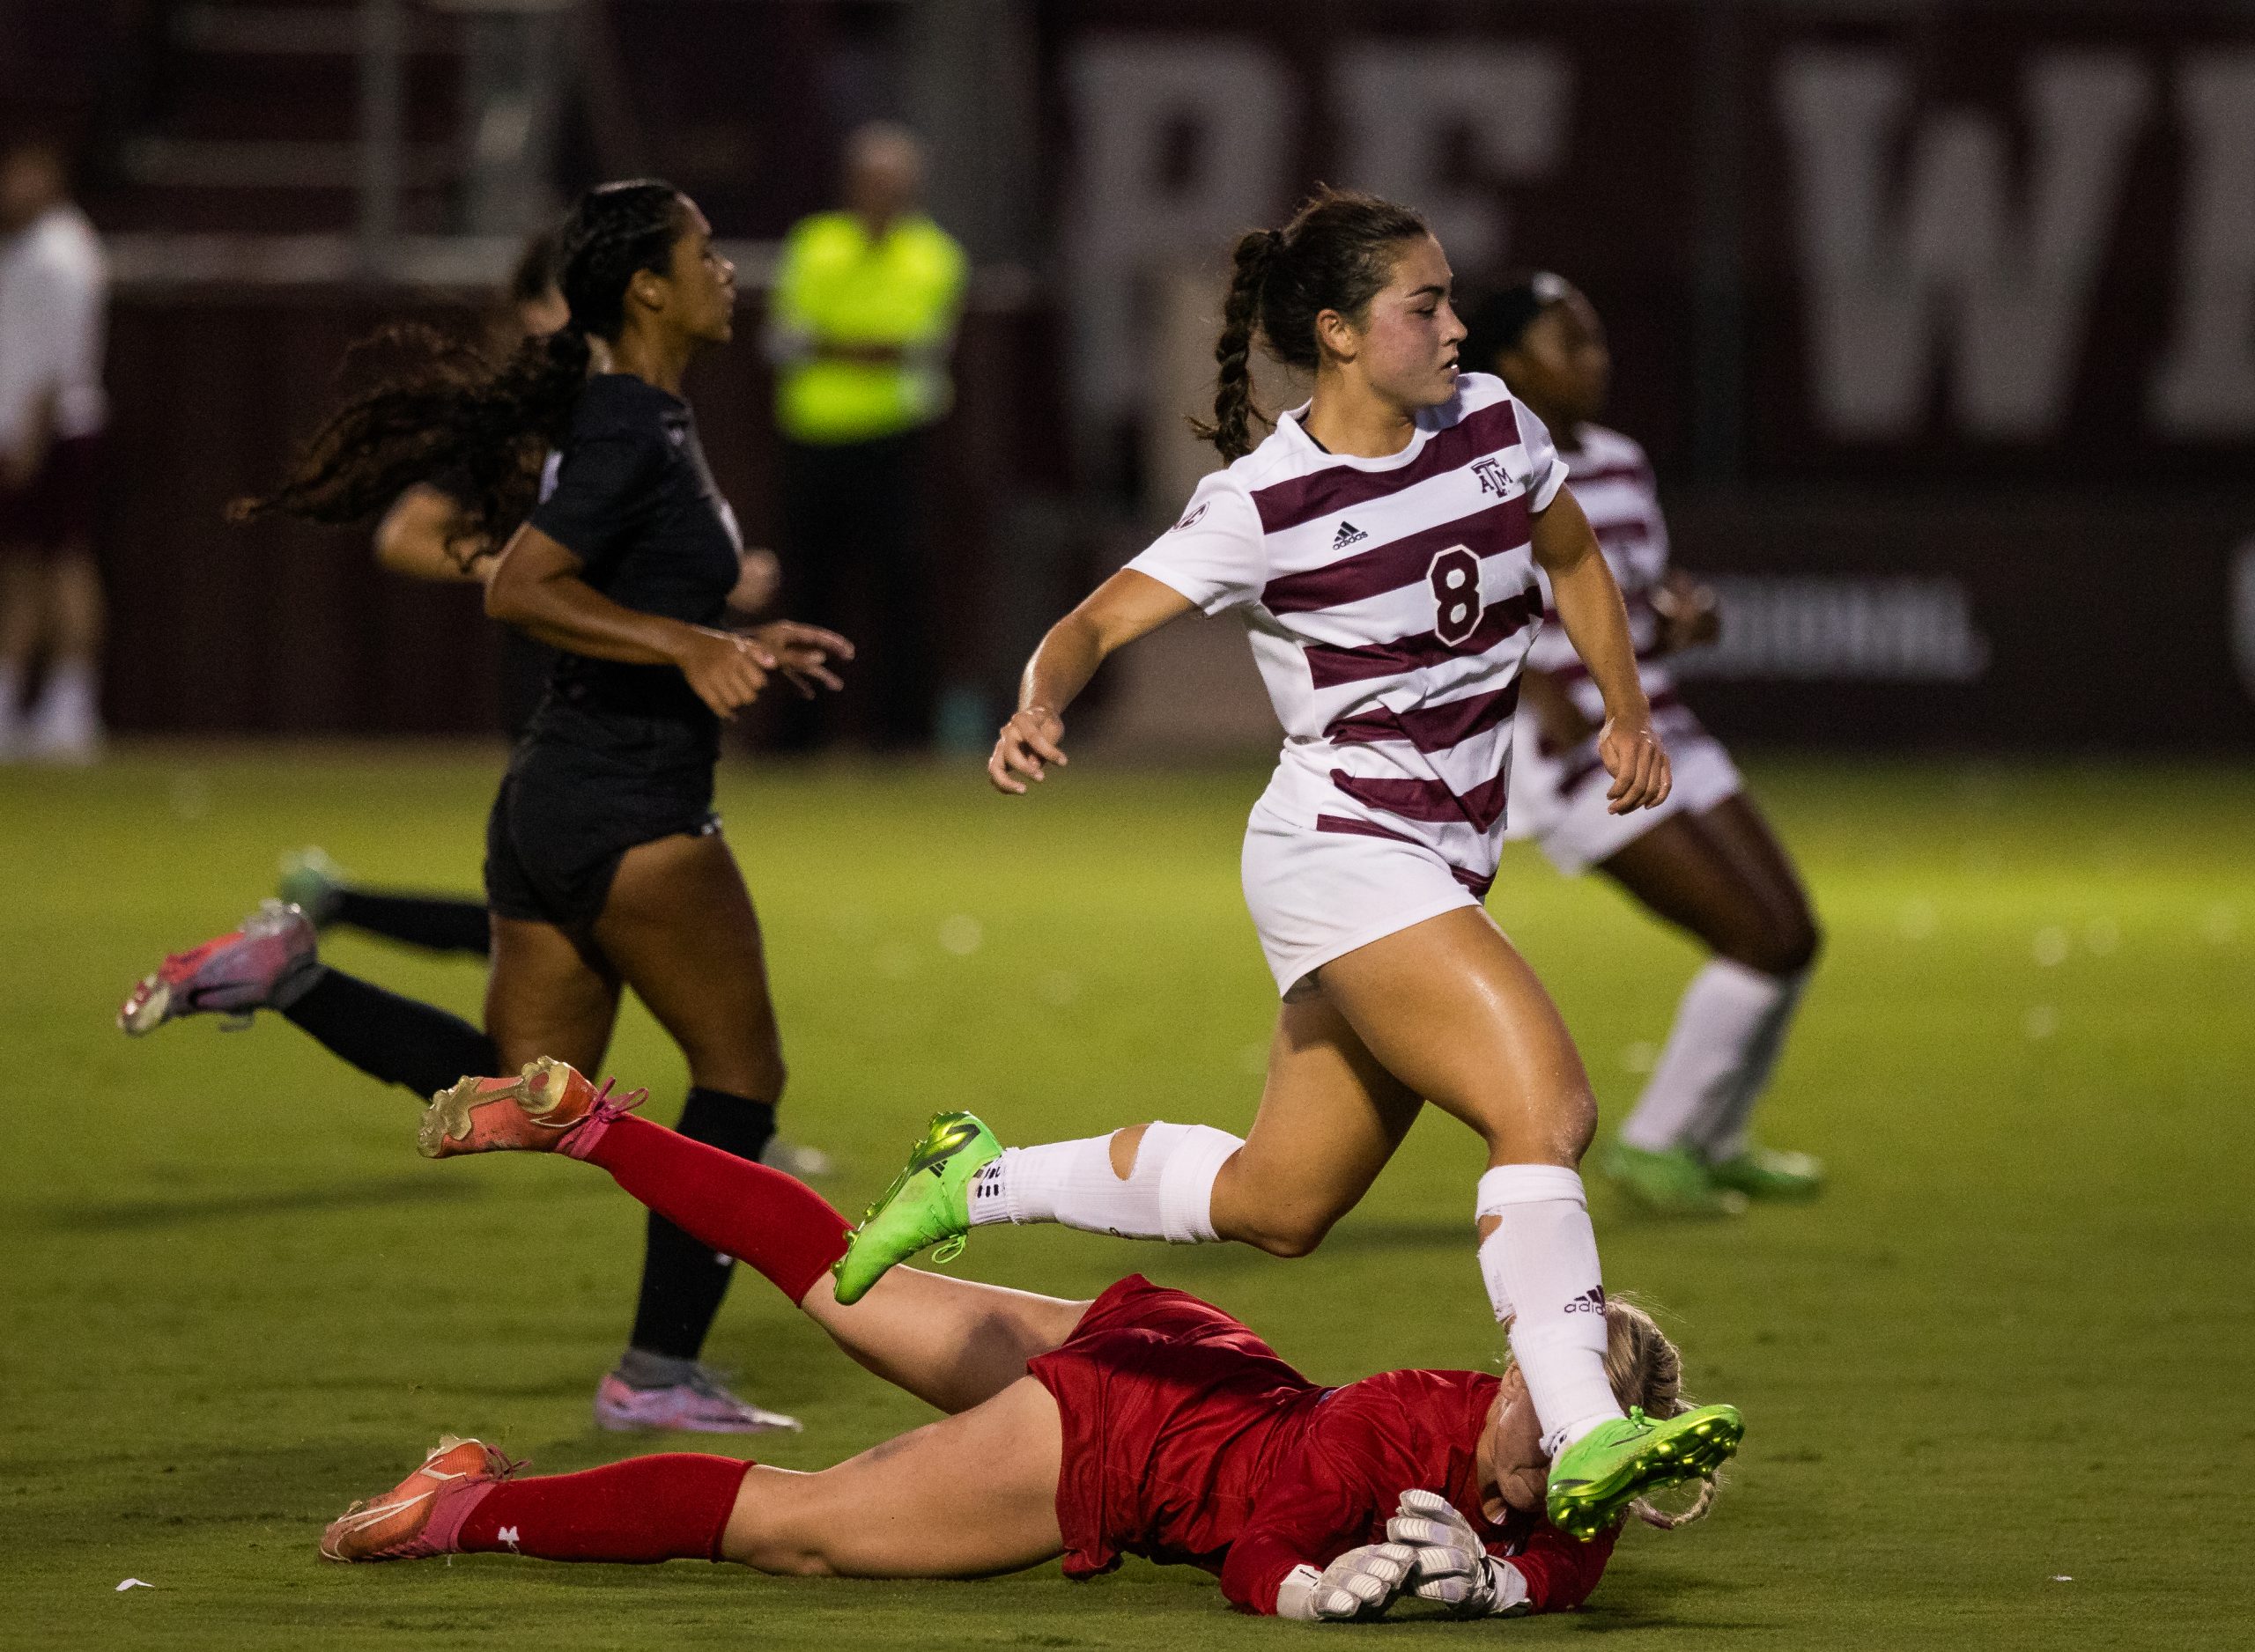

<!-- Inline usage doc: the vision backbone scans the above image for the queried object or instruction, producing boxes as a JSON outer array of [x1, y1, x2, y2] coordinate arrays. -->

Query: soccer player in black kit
[[119, 181, 851, 1434]]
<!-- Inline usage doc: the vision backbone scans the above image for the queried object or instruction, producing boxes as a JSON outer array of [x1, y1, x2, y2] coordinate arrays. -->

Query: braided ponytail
[[1189, 187, 1430, 463], [234, 179, 687, 560], [1190, 228, 1282, 462]]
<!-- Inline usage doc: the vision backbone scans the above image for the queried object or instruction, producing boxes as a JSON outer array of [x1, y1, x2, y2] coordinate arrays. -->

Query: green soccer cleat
[[1545, 1403, 1745, 1541], [277, 847, 350, 929], [1601, 1141, 1748, 1218], [831, 1111, 1002, 1305], [1706, 1142, 1824, 1200]]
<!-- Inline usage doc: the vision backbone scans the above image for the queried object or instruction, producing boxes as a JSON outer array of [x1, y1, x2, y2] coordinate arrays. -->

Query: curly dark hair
[[1191, 187, 1431, 462], [232, 180, 687, 560]]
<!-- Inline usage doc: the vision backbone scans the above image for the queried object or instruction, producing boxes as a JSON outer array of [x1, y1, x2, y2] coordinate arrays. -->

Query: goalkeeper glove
[[1386, 1488, 1531, 1619], [1273, 1542, 1417, 1622]]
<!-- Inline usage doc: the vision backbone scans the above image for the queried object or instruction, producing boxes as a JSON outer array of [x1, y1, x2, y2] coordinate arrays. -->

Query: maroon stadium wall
[[79, 1, 2255, 746]]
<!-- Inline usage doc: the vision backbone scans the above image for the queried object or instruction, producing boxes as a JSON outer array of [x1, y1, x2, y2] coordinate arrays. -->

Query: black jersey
[[486, 374, 741, 931], [525, 372, 743, 742]]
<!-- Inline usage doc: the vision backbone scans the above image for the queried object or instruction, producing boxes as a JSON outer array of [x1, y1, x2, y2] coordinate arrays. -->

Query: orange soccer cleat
[[416, 1058, 645, 1159], [320, 1435, 521, 1562]]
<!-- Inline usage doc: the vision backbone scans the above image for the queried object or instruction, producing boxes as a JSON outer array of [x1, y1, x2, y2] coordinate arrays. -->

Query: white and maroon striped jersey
[[1126, 372, 1564, 894], [1519, 423, 1697, 740]]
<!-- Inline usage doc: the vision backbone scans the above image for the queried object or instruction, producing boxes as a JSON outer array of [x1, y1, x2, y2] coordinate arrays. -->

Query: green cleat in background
[[1706, 1142, 1824, 1200], [831, 1111, 1002, 1305], [276, 847, 349, 929], [1601, 1141, 1748, 1218], [1545, 1403, 1745, 1541]]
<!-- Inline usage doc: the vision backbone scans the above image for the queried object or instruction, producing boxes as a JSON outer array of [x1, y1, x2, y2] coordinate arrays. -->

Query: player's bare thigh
[[1319, 904, 1597, 1169], [592, 830, 786, 1100], [1597, 793, 1818, 975], [485, 914, 619, 1073], [721, 1374, 1066, 1578], [798, 1265, 1091, 1416]]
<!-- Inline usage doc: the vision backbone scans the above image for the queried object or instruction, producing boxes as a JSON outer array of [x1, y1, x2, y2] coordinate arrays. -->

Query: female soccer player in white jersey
[[1465, 275, 1822, 1217], [830, 188, 1741, 1538]]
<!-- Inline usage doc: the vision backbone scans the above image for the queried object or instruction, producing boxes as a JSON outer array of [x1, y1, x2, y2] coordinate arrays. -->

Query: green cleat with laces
[[831, 1111, 1002, 1305], [1705, 1142, 1824, 1200], [1545, 1403, 1745, 1540]]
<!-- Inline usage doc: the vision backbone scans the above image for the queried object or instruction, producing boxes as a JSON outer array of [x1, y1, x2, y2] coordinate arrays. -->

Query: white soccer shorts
[[1505, 719, 1743, 876], [1239, 801, 1487, 1000]]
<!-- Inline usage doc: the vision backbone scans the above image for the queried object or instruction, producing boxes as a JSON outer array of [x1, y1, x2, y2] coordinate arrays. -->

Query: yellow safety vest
[[770, 210, 967, 446]]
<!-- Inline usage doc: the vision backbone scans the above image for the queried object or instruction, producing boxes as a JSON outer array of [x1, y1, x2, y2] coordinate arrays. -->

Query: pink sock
[[566, 1112, 849, 1302], [456, 1454, 753, 1561]]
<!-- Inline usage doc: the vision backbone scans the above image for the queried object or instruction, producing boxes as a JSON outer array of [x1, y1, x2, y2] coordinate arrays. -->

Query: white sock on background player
[[968, 1124, 1241, 1243], [1475, 1165, 1623, 1457], [1617, 959, 1803, 1154], [26, 657, 102, 756], [1686, 966, 1808, 1161]]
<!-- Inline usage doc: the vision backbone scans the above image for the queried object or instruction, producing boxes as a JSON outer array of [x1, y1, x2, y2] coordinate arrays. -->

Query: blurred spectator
[[766, 122, 965, 749], [0, 136, 107, 762]]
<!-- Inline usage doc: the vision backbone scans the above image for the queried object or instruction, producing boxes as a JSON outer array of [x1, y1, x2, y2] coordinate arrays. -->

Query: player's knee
[[1737, 910, 1822, 977]]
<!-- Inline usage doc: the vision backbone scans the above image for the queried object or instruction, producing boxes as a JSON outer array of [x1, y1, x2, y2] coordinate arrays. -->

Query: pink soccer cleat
[[320, 1435, 521, 1562], [117, 899, 318, 1035], [417, 1058, 645, 1159], [594, 1368, 802, 1435]]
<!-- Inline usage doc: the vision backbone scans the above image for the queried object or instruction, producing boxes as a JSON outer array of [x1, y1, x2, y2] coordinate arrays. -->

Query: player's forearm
[[486, 561, 696, 668], [1017, 609, 1106, 719], [1549, 557, 1650, 726]]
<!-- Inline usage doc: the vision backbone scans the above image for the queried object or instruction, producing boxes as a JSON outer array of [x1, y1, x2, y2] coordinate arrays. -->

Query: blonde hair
[[1601, 1297, 1719, 1530], [1502, 1295, 1719, 1531]]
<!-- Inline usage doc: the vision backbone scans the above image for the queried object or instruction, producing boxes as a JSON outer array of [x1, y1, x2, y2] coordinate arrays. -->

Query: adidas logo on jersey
[[1563, 1287, 1608, 1314], [1332, 520, 1368, 548]]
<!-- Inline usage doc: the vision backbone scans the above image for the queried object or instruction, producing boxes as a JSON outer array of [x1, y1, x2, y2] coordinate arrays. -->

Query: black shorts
[[484, 703, 721, 934]]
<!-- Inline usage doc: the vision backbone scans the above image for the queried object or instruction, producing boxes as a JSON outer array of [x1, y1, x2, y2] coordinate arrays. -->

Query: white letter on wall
[[1778, 49, 2150, 439], [2152, 54, 2255, 438], [1331, 43, 1573, 276], [1064, 39, 1290, 446]]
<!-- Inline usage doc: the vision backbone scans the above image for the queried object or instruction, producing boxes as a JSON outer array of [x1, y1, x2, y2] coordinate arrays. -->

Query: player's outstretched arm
[[1531, 485, 1671, 815], [988, 569, 1194, 794]]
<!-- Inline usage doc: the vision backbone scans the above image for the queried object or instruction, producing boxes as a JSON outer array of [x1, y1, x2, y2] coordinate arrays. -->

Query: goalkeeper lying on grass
[[323, 1061, 1741, 1621]]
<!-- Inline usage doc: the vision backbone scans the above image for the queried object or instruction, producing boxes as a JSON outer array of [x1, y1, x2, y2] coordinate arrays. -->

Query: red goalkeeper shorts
[[1028, 1274, 1327, 1582]]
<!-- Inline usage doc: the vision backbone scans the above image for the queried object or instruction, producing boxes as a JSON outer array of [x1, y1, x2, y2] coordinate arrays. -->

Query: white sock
[[1475, 1165, 1623, 1457], [1686, 967, 1808, 1162], [967, 1123, 1241, 1243], [1617, 959, 1793, 1153], [26, 658, 101, 750]]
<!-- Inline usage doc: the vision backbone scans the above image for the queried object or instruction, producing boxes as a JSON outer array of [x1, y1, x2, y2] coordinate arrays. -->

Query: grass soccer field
[[3, 749, 2251, 1649]]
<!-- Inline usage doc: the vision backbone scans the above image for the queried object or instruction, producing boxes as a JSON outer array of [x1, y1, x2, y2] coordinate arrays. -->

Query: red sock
[[457, 1454, 753, 1562], [573, 1113, 850, 1302]]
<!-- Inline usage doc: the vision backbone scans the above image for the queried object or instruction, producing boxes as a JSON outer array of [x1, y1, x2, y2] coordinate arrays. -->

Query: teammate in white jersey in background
[[1467, 274, 1822, 1216], [832, 189, 1744, 1543], [0, 137, 109, 762]]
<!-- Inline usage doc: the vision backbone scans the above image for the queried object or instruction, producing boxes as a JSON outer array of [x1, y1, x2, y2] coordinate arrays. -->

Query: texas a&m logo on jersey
[[1471, 456, 1511, 497]]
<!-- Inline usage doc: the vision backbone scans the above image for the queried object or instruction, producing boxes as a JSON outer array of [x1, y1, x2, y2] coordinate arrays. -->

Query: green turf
[[4, 749, 2251, 1649]]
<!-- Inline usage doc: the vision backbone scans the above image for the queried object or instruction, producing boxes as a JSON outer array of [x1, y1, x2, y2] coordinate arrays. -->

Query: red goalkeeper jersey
[[1025, 1275, 1615, 1616]]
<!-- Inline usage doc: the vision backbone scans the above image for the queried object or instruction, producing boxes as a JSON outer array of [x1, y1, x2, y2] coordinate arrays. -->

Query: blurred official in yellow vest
[[766, 123, 965, 749]]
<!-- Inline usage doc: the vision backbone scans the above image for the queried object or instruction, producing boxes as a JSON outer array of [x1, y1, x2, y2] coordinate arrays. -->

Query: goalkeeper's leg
[[721, 1374, 1066, 1577], [428, 1076, 1089, 1413], [328, 1378, 1066, 1577]]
